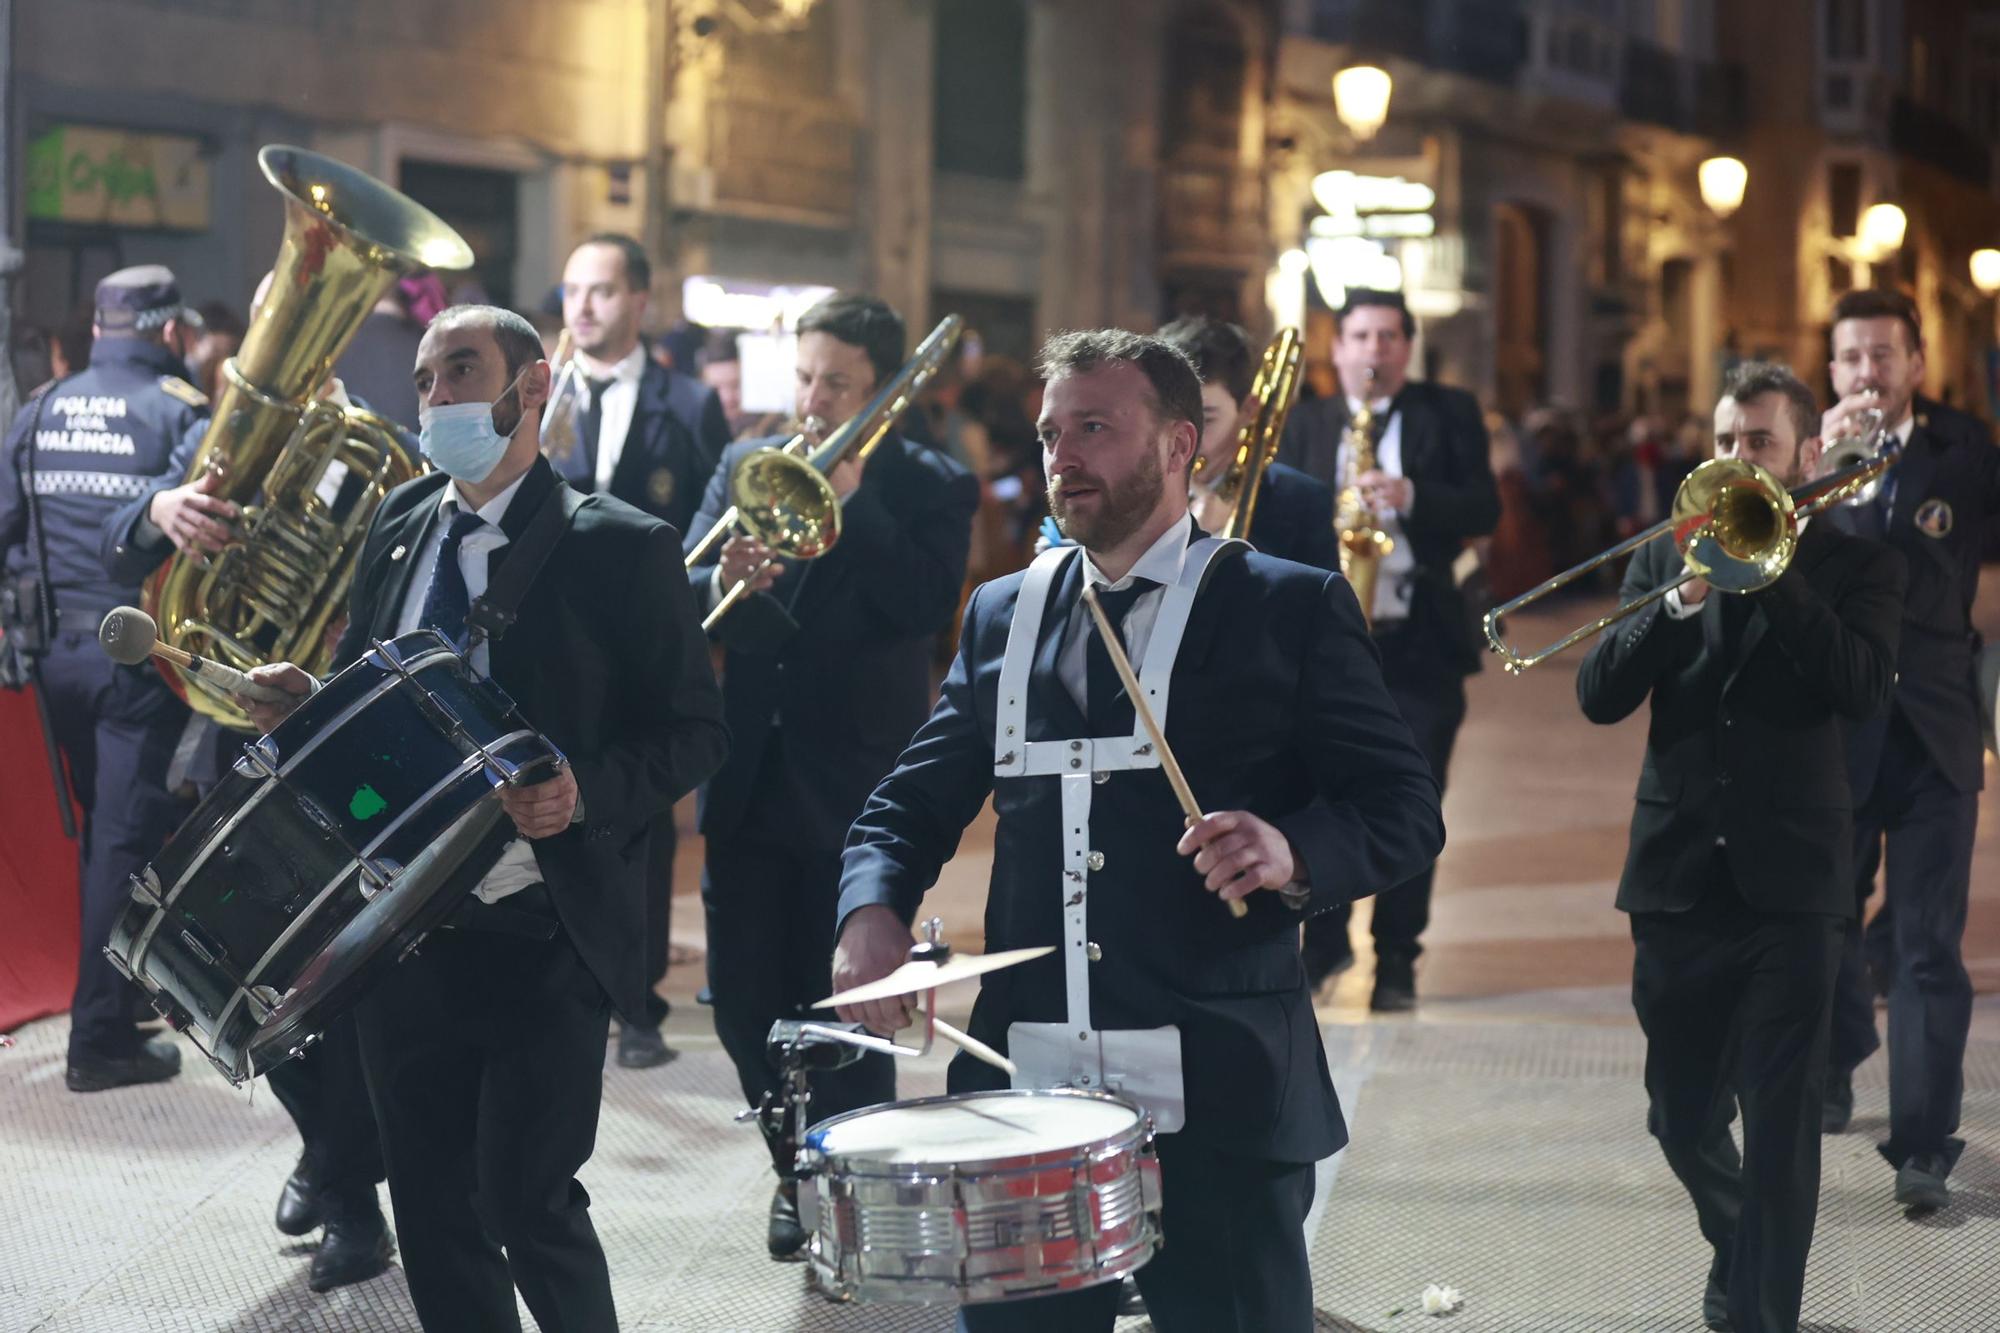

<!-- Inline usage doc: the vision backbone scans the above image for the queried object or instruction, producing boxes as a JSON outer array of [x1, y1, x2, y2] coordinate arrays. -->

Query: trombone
[[699, 314, 964, 631], [1483, 426, 1903, 674], [681, 416, 826, 570], [1191, 327, 1303, 540]]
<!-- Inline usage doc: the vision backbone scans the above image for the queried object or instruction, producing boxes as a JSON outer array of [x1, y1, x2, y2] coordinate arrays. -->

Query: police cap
[[94, 265, 199, 334]]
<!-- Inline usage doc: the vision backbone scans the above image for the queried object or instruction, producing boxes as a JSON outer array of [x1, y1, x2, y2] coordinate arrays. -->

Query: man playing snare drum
[[831, 329, 1443, 1332]]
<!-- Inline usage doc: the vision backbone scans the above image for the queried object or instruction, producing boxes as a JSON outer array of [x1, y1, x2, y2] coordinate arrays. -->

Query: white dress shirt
[[1055, 513, 1194, 713], [576, 343, 647, 492], [394, 470, 540, 904], [1336, 396, 1418, 623]]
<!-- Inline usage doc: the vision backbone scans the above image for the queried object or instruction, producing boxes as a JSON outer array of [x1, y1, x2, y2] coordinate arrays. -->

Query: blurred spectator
[[186, 300, 246, 401], [51, 305, 94, 381], [945, 357, 1043, 580], [651, 320, 707, 376], [1480, 412, 1554, 602], [696, 328, 756, 439], [333, 275, 434, 432]]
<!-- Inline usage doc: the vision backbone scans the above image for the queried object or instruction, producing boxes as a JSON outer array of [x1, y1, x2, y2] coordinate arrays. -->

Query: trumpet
[[1190, 328, 1302, 540], [1483, 423, 1903, 674], [680, 416, 826, 571], [701, 315, 964, 630]]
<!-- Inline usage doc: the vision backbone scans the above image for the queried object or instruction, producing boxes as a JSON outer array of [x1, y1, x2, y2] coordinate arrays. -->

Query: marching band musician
[[685, 292, 978, 1260], [240, 305, 727, 1332], [557, 232, 728, 1069], [1276, 288, 1498, 1009], [0, 266, 207, 1095], [1577, 362, 1904, 1333], [1818, 288, 2000, 1212], [831, 329, 1443, 1332], [1155, 315, 1341, 570]]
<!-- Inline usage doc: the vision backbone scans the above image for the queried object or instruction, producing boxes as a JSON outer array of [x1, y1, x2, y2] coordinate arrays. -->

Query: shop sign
[[26, 125, 211, 231]]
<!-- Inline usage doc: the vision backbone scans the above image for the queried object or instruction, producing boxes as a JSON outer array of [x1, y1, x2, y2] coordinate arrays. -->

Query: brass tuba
[[147, 145, 473, 728], [1335, 370, 1396, 628], [1190, 327, 1303, 541]]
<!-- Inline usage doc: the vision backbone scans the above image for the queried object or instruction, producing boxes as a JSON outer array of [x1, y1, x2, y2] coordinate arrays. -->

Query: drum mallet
[[99, 606, 292, 704], [1080, 585, 1250, 919]]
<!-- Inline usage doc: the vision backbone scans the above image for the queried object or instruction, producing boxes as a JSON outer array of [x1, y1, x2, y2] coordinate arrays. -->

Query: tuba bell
[[146, 146, 474, 729]]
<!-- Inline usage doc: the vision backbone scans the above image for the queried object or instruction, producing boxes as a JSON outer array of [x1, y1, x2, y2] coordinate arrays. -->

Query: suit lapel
[[377, 496, 443, 642], [1388, 387, 1430, 476], [1720, 520, 1836, 695], [483, 458, 560, 681], [1888, 408, 1942, 535]]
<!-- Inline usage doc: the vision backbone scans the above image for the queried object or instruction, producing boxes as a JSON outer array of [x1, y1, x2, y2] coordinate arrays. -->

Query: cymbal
[[816, 946, 1054, 1009]]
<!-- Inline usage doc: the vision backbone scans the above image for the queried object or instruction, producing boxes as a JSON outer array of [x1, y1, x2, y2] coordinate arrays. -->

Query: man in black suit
[[1157, 315, 1340, 570], [1578, 362, 1904, 1333], [1277, 289, 1498, 1008], [244, 305, 727, 1332], [559, 232, 728, 1068], [832, 329, 1443, 1333], [1818, 288, 1999, 1210], [686, 292, 978, 1258]]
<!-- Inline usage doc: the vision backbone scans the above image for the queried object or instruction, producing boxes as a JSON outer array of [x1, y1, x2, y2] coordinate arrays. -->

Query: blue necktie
[[420, 505, 486, 649], [1084, 579, 1157, 736]]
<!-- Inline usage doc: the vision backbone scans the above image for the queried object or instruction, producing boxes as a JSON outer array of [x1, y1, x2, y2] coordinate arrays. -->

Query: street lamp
[[1972, 249, 2000, 296], [1698, 156, 1747, 219], [1333, 64, 1393, 142], [1858, 203, 1908, 260]]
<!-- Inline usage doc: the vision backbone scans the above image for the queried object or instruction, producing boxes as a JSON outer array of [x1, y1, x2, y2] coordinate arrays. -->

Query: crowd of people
[[1, 223, 1990, 1333]]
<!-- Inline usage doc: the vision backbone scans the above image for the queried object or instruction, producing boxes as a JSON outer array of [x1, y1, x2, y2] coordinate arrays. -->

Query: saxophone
[[1334, 372, 1396, 628], [146, 145, 473, 729]]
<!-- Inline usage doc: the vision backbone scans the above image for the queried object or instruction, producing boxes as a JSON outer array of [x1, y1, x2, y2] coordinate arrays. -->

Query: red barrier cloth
[[0, 686, 78, 1031]]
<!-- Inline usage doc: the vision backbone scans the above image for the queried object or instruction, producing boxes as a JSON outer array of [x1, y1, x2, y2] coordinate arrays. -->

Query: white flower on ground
[[1420, 1283, 1464, 1315]]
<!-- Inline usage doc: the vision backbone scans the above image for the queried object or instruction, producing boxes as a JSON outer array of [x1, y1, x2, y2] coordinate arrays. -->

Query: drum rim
[[802, 1087, 1147, 1174]]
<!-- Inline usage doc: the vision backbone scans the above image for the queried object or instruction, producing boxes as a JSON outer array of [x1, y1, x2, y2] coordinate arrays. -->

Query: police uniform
[[0, 266, 205, 1086], [1827, 395, 2000, 1191]]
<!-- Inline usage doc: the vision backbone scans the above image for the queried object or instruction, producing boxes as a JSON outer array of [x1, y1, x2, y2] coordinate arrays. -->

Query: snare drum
[[799, 1088, 1162, 1306], [107, 631, 564, 1083]]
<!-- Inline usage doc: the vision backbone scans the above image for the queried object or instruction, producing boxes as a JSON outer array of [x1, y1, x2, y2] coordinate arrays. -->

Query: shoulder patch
[[158, 376, 209, 409]]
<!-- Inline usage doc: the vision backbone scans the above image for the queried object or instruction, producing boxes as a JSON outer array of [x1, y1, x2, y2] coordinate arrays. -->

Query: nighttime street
[[6, 2, 2000, 1332]]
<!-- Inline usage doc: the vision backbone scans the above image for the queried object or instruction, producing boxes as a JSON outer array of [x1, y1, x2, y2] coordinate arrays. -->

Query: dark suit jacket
[[1829, 396, 2000, 797], [1576, 522, 1905, 917], [1277, 382, 1500, 672], [1243, 461, 1341, 571], [686, 432, 978, 851], [601, 359, 723, 540], [837, 546, 1444, 1163], [661, 365, 732, 464], [335, 457, 728, 1019]]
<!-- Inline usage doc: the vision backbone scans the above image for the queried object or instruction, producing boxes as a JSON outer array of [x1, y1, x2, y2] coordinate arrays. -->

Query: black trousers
[[639, 818, 676, 1029], [354, 902, 617, 1333], [1828, 714, 1975, 1171], [41, 630, 190, 1063], [265, 1012, 384, 1218], [956, 1134, 1318, 1333], [1303, 624, 1465, 970], [702, 746, 895, 1134], [1630, 864, 1843, 1333]]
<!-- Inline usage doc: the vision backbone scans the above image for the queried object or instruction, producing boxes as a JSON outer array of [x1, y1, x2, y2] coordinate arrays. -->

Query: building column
[[1689, 247, 1723, 413], [858, 0, 935, 328]]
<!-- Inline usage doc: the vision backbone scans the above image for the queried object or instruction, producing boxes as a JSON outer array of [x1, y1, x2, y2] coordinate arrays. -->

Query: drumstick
[[1081, 585, 1250, 920], [931, 1016, 1017, 1077], [99, 606, 291, 703]]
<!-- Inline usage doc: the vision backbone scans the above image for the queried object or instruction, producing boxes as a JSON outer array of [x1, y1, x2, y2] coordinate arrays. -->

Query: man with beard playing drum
[[830, 328, 1443, 1331]]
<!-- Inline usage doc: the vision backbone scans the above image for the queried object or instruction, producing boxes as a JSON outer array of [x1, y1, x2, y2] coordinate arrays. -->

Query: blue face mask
[[418, 370, 526, 482]]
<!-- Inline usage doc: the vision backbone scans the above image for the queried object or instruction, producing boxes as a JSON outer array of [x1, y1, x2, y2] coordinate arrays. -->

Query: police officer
[[0, 266, 208, 1092], [1820, 288, 2000, 1213]]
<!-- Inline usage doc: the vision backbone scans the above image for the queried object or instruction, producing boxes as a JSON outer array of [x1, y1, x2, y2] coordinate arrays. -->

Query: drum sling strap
[[464, 479, 588, 648]]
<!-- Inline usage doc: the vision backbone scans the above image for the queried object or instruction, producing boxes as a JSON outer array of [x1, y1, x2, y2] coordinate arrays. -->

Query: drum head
[[809, 1090, 1141, 1166], [244, 796, 506, 1075]]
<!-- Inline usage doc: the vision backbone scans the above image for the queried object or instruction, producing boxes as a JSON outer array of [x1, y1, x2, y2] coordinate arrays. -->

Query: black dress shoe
[[65, 1035, 182, 1093], [769, 1180, 809, 1260], [1370, 956, 1416, 1013], [1703, 1251, 1732, 1330], [1895, 1153, 1951, 1212], [1821, 1069, 1854, 1134], [1115, 1275, 1147, 1317], [275, 1158, 325, 1237], [1304, 944, 1357, 992], [616, 1024, 679, 1069], [310, 1208, 395, 1293]]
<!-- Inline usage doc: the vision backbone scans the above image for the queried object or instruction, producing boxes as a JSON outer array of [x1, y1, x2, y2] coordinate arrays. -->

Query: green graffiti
[[349, 785, 389, 821]]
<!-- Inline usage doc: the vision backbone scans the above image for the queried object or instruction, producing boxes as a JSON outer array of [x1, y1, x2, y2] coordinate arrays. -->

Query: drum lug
[[129, 866, 165, 909], [150, 996, 191, 1033], [102, 945, 137, 984]]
